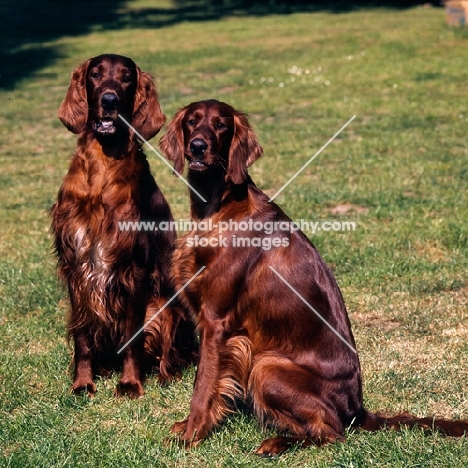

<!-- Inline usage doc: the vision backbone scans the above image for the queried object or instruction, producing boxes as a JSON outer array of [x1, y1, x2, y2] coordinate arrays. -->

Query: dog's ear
[[159, 107, 186, 176], [228, 111, 263, 184], [132, 70, 166, 141], [58, 59, 91, 134]]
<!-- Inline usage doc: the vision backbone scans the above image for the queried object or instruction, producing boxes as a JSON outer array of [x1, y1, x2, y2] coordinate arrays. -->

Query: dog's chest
[[171, 225, 223, 310], [57, 178, 144, 272]]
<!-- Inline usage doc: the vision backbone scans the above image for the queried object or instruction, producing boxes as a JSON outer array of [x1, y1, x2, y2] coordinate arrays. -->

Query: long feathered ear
[[132, 70, 166, 141], [228, 111, 263, 184], [58, 59, 91, 134], [159, 107, 187, 176]]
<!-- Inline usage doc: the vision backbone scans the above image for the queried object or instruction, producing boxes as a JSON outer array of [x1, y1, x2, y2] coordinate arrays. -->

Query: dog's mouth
[[186, 154, 209, 171], [188, 160, 208, 171], [94, 118, 117, 135]]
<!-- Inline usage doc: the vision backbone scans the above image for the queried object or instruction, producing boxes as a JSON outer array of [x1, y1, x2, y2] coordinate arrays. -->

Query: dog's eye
[[122, 75, 131, 83], [90, 71, 100, 79], [217, 122, 227, 129], [187, 119, 196, 126]]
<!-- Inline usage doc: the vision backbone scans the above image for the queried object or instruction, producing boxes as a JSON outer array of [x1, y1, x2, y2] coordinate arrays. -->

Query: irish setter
[[160, 99, 468, 456], [51, 54, 197, 399]]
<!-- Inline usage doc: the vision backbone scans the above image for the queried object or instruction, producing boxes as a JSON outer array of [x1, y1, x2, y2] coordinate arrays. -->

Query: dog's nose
[[101, 93, 119, 112], [190, 138, 208, 158]]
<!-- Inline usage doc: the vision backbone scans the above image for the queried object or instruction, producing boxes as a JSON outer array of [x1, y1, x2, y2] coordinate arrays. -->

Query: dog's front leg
[[72, 331, 97, 396], [171, 320, 225, 447], [115, 309, 145, 398]]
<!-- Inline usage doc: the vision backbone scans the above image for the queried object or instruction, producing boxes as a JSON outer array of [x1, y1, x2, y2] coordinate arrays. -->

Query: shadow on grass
[[1, 0, 441, 89]]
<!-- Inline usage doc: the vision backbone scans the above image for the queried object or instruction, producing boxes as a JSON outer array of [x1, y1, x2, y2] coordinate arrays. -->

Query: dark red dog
[[160, 99, 468, 456], [51, 54, 197, 398]]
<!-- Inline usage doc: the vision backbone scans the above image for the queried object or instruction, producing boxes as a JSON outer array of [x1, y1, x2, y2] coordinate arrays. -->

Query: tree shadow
[[1, 0, 441, 89]]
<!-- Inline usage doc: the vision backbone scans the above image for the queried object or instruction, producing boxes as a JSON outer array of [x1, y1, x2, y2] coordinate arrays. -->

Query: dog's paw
[[115, 379, 144, 399], [170, 419, 188, 434], [71, 379, 97, 397]]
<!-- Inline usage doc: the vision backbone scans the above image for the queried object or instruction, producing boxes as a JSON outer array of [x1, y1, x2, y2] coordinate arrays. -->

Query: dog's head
[[58, 54, 165, 141], [159, 99, 263, 184]]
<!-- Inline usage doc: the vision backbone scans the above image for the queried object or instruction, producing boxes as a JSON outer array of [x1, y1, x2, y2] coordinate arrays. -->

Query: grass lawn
[[1, 1, 468, 466]]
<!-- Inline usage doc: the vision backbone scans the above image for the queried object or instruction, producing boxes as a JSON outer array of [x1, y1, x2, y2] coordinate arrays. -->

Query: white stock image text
[[118, 219, 357, 250]]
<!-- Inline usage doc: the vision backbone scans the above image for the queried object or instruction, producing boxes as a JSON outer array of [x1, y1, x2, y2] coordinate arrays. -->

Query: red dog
[[160, 99, 468, 456], [51, 54, 197, 398]]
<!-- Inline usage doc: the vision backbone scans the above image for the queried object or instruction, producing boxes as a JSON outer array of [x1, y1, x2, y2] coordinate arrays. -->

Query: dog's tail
[[358, 409, 468, 437]]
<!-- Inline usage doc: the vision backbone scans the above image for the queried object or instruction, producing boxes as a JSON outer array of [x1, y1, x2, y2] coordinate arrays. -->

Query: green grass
[[1, 2, 468, 466]]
